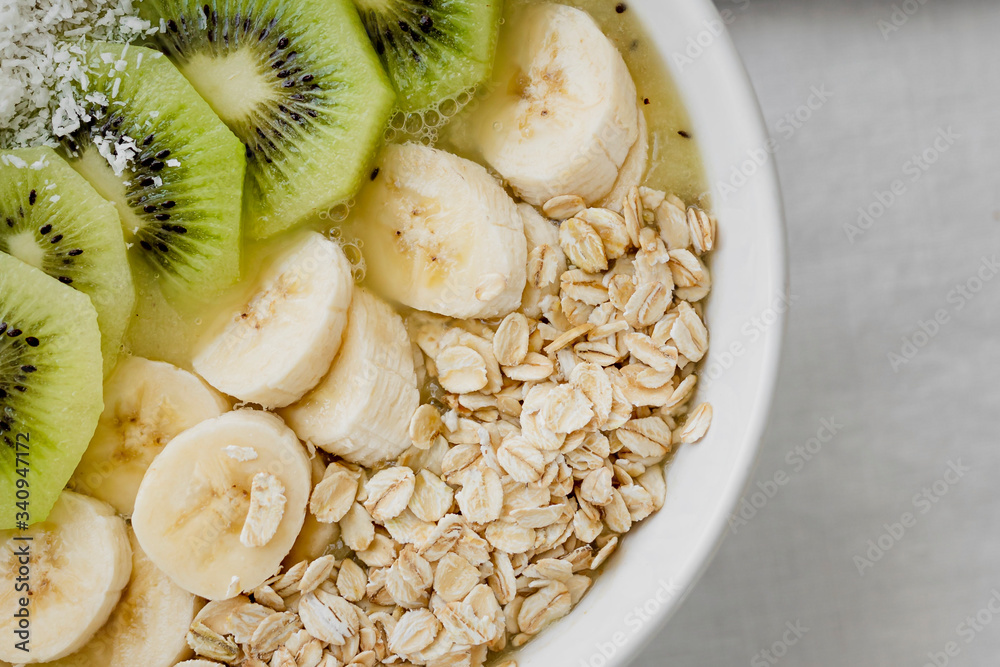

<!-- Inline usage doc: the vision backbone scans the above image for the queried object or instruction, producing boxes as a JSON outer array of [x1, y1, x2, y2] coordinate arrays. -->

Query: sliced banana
[[0, 491, 131, 663], [518, 203, 567, 319], [132, 409, 311, 600], [70, 356, 230, 516], [281, 288, 420, 467], [46, 528, 201, 667], [469, 3, 639, 206], [351, 143, 526, 319], [194, 232, 355, 408], [599, 101, 650, 212]]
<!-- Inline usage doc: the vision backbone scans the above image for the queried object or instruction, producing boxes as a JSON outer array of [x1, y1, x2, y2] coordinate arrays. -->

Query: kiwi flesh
[[0, 147, 134, 376], [0, 252, 104, 529], [138, 0, 397, 239], [63, 42, 245, 302], [354, 0, 503, 113]]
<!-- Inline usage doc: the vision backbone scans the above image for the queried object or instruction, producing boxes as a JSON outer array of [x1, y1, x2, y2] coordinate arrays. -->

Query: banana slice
[[469, 3, 639, 206], [194, 232, 355, 409], [281, 288, 420, 467], [0, 491, 131, 663], [518, 203, 568, 319], [599, 101, 650, 212], [351, 143, 526, 319], [132, 409, 311, 600], [46, 528, 201, 667], [70, 356, 230, 516]]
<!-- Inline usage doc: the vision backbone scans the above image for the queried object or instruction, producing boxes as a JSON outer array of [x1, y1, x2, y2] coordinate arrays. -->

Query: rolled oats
[[493, 312, 531, 366], [686, 205, 715, 254], [434, 552, 481, 602], [484, 520, 535, 554], [298, 590, 360, 646], [670, 301, 708, 362], [639, 186, 666, 211], [679, 403, 713, 444], [456, 468, 503, 524], [187, 620, 241, 663], [602, 489, 632, 534], [341, 502, 376, 552], [437, 345, 489, 394], [560, 269, 609, 306], [537, 384, 593, 434], [241, 472, 286, 549], [357, 532, 400, 568], [517, 582, 571, 635], [389, 609, 441, 657], [560, 294, 595, 327], [655, 197, 690, 250], [510, 503, 565, 529], [311, 471, 358, 524], [249, 611, 302, 656], [543, 322, 595, 355], [579, 466, 614, 507], [409, 470, 455, 523], [559, 217, 608, 273], [615, 417, 672, 458], [410, 404, 444, 451], [299, 555, 337, 595], [364, 467, 416, 523], [501, 352, 554, 382], [542, 194, 586, 220], [194, 187, 717, 667], [577, 207, 630, 259], [336, 559, 367, 603], [590, 536, 619, 570], [526, 244, 560, 290], [387, 546, 434, 608], [622, 280, 670, 329], [496, 435, 545, 483], [622, 187, 643, 248]]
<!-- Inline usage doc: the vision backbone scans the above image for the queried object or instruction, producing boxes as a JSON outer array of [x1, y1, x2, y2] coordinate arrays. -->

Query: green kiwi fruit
[[0, 147, 134, 376], [63, 42, 245, 302], [137, 0, 397, 239], [0, 251, 104, 529], [353, 0, 503, 113]]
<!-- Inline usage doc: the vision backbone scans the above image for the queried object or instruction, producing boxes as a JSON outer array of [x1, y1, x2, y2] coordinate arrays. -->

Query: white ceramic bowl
[[514, 1, 787, 665]]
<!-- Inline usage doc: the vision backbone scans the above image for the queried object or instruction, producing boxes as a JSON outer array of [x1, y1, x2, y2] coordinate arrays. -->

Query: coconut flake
[[224, 446, 259, 462], [0, 0, 151, 149]]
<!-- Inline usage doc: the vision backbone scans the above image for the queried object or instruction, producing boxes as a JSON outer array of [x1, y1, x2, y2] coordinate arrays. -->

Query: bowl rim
[[614, 0, 788, 660], [512, 0, 787, 664]]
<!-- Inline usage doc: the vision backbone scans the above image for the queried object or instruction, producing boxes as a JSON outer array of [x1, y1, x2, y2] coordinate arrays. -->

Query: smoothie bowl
[[0, 0, 784, 665]]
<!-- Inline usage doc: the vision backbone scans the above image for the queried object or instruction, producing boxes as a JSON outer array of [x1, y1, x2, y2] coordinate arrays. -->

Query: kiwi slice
[[0, 147, 134, 376], [0, 252, 104, 528], [137, 0, 397, 239], [63, 42, 245, 301], [353, 0, 503, 113]]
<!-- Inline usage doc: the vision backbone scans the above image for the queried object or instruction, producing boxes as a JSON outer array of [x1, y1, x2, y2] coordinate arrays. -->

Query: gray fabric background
[[634, 1, 1000, 665]]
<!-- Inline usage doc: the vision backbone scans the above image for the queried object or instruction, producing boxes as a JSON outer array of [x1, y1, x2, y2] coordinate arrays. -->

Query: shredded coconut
[[0, 0, 157, 150], [92, 130, 139, 176], [224, 445, 259, 462]]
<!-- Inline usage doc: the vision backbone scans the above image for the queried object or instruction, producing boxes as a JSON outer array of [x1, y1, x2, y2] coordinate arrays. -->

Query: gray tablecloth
[[635, 0, 1000, 665]]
